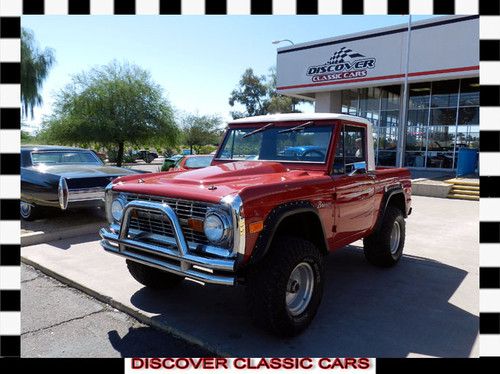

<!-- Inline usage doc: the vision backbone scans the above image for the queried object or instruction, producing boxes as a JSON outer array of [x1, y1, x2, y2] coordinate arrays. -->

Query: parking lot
[[20, 195, 479, 357]]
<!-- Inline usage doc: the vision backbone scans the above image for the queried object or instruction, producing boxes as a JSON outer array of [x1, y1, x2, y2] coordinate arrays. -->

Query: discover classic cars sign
[[276, 16, 479, 95], [306, 47, 377, 83]]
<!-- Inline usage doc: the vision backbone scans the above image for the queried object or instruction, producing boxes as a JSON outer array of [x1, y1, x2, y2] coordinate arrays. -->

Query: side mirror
[[348, 161, 367, 176]]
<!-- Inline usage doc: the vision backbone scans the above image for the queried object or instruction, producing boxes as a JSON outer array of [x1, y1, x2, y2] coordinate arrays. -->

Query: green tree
[[21, 130, 34, 144], [228, 68, 268, 119], [41, 61, 178, 166], [21, 28, 55, 119], [228, 67, 309, 119], [181, 114, 223, 154], [266, 67, 305, 114]]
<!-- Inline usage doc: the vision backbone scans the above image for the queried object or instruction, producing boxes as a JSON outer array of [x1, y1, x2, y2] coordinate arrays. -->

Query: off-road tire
[[363, 206, 405, 267], [245, 236, 325, 337], [126, 260, 184, 289]]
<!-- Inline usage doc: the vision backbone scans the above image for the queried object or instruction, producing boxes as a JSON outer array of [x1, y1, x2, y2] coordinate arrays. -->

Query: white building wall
[[314, 92, 342, 113]]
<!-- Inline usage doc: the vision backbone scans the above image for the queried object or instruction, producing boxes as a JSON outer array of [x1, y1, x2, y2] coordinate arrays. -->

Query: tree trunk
[[117, 141, 124, 167], [190, 145, 193, 154]]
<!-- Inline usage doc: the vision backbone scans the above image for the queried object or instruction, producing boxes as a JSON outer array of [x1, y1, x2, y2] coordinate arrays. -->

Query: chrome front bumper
[[99, 200, 236, 286]]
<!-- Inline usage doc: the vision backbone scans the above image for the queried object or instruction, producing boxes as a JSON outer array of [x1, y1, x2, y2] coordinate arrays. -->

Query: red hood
[[112, 161, 318, 203]]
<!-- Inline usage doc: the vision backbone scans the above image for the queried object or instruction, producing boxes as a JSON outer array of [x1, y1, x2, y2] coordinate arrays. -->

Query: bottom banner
[[127, 358, 375, 374]]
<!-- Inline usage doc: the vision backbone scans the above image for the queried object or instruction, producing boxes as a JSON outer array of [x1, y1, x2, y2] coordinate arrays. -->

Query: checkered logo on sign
[[327, 47, 365, 64]]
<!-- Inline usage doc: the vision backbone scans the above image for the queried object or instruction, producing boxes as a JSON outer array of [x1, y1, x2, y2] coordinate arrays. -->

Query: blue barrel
[[456, 148, 478, 177]]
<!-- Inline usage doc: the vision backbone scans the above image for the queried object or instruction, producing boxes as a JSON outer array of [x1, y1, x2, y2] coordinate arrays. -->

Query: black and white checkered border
[[1, 0, 499, 358]]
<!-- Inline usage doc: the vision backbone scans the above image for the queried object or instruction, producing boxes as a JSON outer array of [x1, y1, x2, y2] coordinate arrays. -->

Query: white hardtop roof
[[228, 112, 373, 126]]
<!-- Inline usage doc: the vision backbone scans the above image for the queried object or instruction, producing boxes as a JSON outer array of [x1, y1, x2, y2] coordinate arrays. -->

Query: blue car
[[280, 145, 326, 160]]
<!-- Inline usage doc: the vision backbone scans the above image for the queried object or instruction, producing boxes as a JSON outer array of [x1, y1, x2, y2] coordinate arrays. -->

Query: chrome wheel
[[390, 221, 401, 255], [286, 262, 314, 316], [20, 201, 32, 219]]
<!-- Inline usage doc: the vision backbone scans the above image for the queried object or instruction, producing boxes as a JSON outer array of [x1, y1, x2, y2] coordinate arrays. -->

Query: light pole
[[272, 39, 295, 46], [396, 14, 412, 168]]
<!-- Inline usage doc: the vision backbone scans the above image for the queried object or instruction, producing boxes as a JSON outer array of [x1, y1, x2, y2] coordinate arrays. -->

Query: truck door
[[331, 124, 376, 244]]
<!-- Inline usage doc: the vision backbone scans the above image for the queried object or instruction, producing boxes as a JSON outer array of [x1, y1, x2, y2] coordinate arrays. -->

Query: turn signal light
[[249, 220, 264, 234]]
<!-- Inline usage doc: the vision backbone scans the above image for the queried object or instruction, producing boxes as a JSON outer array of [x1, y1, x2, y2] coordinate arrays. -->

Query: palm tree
[[21, 28, 55, 119]]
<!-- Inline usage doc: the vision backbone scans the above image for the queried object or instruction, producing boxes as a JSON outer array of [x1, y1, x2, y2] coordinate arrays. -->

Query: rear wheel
[[20, 201, 40, 221], [363, 206, 405, 267], [245, 236, 325, 337], [126, 260, 184, 289]]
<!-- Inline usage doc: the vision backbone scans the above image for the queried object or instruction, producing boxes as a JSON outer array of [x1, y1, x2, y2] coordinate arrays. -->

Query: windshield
[[216, 125, 333, 163], [31, 151, 102, 165]]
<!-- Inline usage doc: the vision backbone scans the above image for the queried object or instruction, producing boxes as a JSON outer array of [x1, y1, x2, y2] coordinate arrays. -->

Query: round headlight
[[204, 212, 229, 244], [111, 198, 125, 221]]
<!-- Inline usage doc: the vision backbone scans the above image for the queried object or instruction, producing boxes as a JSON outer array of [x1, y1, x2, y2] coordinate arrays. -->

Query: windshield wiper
[[278, 121, 314, 134], [242, 123, 274, 139]]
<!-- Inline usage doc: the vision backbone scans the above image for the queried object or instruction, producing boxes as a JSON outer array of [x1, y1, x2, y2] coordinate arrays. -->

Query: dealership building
[[276, 15, 479, 170]]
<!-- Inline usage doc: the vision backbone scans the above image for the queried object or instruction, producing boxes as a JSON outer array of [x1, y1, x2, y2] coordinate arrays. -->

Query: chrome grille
[[129, 210, 175, 237], [123, 193, 219, 247]]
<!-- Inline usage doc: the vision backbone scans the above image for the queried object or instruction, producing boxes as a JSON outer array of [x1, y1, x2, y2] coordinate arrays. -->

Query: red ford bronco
[[100, 113, 412, 336]]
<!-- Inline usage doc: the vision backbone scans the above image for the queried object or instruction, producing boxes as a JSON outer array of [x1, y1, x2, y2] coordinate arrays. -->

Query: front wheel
[[20, 201, 40, 221], [245, 236, 325, 337], [363, 206, 406, 267]]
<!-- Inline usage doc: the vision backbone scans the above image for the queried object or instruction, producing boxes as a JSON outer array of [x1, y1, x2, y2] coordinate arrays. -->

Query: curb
[[21, 257, 232, 358], [21, 222, 107, 247]]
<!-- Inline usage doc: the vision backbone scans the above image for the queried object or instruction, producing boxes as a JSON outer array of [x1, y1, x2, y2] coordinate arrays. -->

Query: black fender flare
[[373, 187, 407, 233], [248, 201, 328, 265]]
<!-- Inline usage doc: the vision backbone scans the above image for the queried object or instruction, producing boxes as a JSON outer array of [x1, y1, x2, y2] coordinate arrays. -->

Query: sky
[[22, 15, 438, 132]]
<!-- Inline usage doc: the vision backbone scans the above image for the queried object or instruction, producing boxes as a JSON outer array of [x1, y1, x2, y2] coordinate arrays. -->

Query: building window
[[338, 77, 478, 169], [457, 107, 479, 149], [457, 79, 479, 153], [427, 126, 455, 168], [373, 85, 400, 167], [341, 89, 358, 115], [404, 78, 478, 169], [430, 80, 459, 108], [358, 88, 380, 114], [380, 85, 400, 111], [430, 108, 457, 126], [406, 83, 430, 168], [340, 85, 400, 166], [459, 78, 480, 106], [427, 103, 458, 168], [405, 122, 426, 167], [408, 82, 431, 109], [406, 82, 432, 167]]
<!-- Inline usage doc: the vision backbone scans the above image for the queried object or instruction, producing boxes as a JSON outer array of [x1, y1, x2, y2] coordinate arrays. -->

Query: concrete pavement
[[21, 196, 479, 357], [21, 264, 212, 357], [21, 207, 108, 247]]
